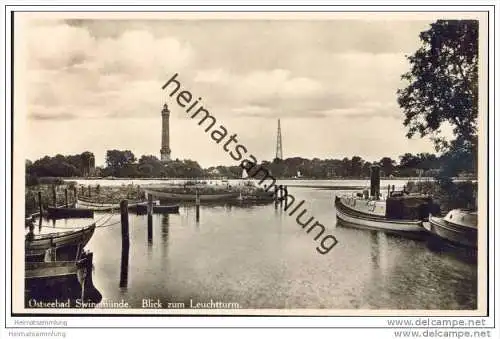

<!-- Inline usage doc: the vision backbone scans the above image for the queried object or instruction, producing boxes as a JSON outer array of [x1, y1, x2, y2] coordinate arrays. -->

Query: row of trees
[[26, 149, 465, 181], [26, 152, 95, 184]]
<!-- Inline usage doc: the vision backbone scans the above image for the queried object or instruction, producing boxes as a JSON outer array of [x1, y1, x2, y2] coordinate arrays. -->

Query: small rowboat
[[423, 209, 477, 248], [25, 224, 96, 262], [76, 199, 145, 211]]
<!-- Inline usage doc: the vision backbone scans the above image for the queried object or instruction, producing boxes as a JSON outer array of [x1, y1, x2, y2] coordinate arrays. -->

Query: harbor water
[[32, 179, 477, 309]]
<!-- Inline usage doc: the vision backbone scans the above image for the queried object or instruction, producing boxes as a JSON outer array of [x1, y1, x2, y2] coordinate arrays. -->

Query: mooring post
[[195, 191, 200, 222], [120, 200, 130, 247], [65, 188, 69, 207], [38, 191, 43, 217]]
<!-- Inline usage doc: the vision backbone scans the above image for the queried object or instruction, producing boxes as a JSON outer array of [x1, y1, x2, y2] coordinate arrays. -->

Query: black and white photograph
[[3, 5, 496, 335]]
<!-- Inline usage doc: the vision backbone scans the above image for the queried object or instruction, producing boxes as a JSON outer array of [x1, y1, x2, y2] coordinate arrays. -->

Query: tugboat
[[423, 209, 477, 248], [335, 165, 439, 238]]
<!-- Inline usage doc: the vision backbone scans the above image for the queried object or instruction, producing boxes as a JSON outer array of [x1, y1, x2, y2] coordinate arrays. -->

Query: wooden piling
[[147, 196, 153, 244], [88, 185, 91, 197], [38, 191, 43, 217], [120, 200, 130, 246], [65, 188, 69, 207], [73, 186, 78, 204]]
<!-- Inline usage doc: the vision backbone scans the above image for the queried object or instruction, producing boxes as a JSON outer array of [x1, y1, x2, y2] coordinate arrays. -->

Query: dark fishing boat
[[25, 223, 96, 262], [135, 203, 180, 214], [335, 165, 438, 238], [423, 209, 478, 248], [47, 207, 94, 219]]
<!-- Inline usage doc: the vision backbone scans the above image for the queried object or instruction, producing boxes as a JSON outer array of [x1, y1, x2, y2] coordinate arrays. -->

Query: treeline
[[26, 149, 474, 183], [26, 152, 95, 185]]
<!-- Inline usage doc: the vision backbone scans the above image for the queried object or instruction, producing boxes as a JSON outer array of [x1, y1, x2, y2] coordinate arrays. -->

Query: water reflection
[[161, 214, 170, 259], [147, 214, 153, 246], [119, 243, 129, 290], [370, 231, 389, 280]]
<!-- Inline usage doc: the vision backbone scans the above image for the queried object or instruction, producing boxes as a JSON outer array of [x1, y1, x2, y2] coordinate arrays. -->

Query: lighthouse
[[160, 103, 171, 162]]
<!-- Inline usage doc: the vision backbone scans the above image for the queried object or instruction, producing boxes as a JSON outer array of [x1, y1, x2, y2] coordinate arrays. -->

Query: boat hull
[[335, 196, 424, 236], [144, 189, 240, 202], [424, 215, 477, 248], [76, 199, 144, 211], [47, 207, 94, 219], [25, 252, 102, 307], [25, 224, 96, 262], [135, 204, 180, 214]]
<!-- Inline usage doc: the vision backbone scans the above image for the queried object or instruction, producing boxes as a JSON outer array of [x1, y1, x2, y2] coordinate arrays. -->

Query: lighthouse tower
[[160, 104, 171, 162]]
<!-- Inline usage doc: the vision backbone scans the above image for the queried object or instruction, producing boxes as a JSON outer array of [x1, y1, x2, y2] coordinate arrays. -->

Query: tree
[[80, 151, 95, 176], [105, 150, 137, 176], [137, 155, 167, 177], [350, 156, 363, 178], [379, 157, 396, 177], [397, 20, 478, 175], [361, 161, 372, 178]]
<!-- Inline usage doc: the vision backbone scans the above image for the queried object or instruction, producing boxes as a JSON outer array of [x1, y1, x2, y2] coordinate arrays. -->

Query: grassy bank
[[25, 183, 77, 216], [25, 182, 143, 216]]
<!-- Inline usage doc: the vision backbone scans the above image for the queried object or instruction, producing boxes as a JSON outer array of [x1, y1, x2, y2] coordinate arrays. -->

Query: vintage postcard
[[4, 6, 495, 327]]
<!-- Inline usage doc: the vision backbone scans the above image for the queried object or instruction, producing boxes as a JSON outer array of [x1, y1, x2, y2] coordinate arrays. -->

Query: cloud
[[25, 20, 423, 124], [26, 21, 193, 121]]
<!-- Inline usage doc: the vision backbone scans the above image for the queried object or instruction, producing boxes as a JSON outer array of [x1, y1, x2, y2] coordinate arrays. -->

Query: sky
[[22, 16, 440, 167]]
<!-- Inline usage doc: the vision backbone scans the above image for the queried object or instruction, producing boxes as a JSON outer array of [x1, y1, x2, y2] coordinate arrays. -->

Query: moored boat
[[25, 251, 102, 307], [335, 195, 430, 237], [25, 223, 96, 262], [334, 165, 438, 237], [135, 203, 180, 214], [47, 206, 94, 219], [143, 188, 240, 202], [76, 199, 145, 211], [423, 209, 477, 248]]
